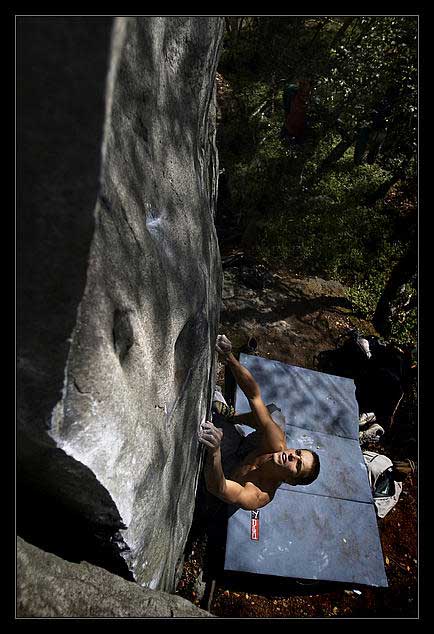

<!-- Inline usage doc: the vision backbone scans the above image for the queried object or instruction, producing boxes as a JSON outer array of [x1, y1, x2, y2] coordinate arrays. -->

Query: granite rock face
[[17, 537, 213, 618], [18, 16, 224, 592]]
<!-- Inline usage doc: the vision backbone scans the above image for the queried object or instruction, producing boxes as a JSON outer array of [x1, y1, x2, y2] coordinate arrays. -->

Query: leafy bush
[[217, 17, 417, 346]]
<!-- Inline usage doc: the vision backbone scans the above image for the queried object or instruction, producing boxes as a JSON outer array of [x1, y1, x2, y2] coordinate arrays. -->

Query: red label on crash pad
[[251, 510, 260, 541]]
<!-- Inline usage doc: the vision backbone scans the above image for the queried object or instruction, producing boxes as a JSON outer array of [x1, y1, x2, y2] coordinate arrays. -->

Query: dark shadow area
[[218, 570, 362, 598], [17, 16, 115, 566], [17, 17, 113, 431], [316, 332, 415, 434], [17, 433, 134, 581]]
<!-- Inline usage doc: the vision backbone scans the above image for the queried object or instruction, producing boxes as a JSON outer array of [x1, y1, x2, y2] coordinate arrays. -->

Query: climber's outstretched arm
[[216, 335, 285, 452]]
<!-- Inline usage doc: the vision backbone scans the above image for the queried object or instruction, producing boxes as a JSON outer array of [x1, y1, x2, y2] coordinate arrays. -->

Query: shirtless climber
[[198, 335, 320, 510]]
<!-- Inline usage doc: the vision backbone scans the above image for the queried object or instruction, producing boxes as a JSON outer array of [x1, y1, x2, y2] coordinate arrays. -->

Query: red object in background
[[285, 80, 311, 141]]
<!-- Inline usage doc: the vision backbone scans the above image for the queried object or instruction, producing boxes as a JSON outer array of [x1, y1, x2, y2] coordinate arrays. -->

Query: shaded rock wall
[[17, 15, 129, 576], [17, 16, 224, 592], [17, 537, 214, 618]]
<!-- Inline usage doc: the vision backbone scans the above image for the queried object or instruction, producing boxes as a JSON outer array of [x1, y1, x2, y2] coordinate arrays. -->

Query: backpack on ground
[[363, 450, 403, 518]]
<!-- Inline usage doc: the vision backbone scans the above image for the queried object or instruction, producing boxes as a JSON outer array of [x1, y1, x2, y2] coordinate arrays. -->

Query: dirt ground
[[175, 250, 418, 618]]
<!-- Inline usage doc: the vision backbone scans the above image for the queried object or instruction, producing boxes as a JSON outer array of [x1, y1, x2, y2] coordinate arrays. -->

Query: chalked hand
[[216, 334, 232, 358], [199, 420, 223, 453]]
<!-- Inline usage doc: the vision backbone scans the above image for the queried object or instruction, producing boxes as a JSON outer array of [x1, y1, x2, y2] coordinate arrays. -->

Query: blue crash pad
[[224, 354, 388, 587], [235, 356, 360, 440]]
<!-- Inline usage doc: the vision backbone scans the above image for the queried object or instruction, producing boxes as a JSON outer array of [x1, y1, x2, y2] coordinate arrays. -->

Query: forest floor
[[175, 248, 418, 618]]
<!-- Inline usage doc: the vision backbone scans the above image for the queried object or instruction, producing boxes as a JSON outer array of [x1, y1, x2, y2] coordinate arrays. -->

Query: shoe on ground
[[359, 423, 385, 445], [359, 412, 376, 427]]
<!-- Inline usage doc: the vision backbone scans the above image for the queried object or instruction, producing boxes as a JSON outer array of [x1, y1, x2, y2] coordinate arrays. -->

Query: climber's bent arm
[[199, 420, 272, 510]]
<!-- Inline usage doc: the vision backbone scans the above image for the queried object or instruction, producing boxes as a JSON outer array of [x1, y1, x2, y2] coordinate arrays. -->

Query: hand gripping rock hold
[[216, 334, 232, 357]]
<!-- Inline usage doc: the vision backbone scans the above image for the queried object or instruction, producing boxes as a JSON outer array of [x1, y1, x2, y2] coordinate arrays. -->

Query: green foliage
[[389, 299, 417, 346], [257, 195, 395, 280], [345, 241, 405, 316], [218, 16, 417, 346], [347, 278, 417, 346], [313, 149, 390, 199]]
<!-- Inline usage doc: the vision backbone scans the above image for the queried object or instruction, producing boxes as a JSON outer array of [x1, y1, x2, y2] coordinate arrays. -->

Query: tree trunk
[[313, 137, 353, 183], [365, 158, 411, 205], [365, 172, 403, 205], [330, 17, 354, 47], [225, 16, 244, 46], [308, 17, 331, 49], [372, 247, 417, 338]]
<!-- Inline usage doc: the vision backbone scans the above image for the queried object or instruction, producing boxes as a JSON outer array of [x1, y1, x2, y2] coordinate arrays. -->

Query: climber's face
[[272, 448, 315, 483]]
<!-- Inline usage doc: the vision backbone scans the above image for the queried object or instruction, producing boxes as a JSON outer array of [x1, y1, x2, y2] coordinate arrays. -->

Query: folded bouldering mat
[[224, 354, 388, 587]]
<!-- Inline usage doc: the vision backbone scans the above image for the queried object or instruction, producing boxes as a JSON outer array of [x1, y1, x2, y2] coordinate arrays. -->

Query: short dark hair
[[297, 450, 320, 486]]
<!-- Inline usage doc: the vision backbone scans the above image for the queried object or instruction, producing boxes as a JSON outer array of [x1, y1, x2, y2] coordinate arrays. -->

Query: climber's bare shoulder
[[224, 463, 277, 510], [226, 479, 275, 510], [213, 469, 275, 511]]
